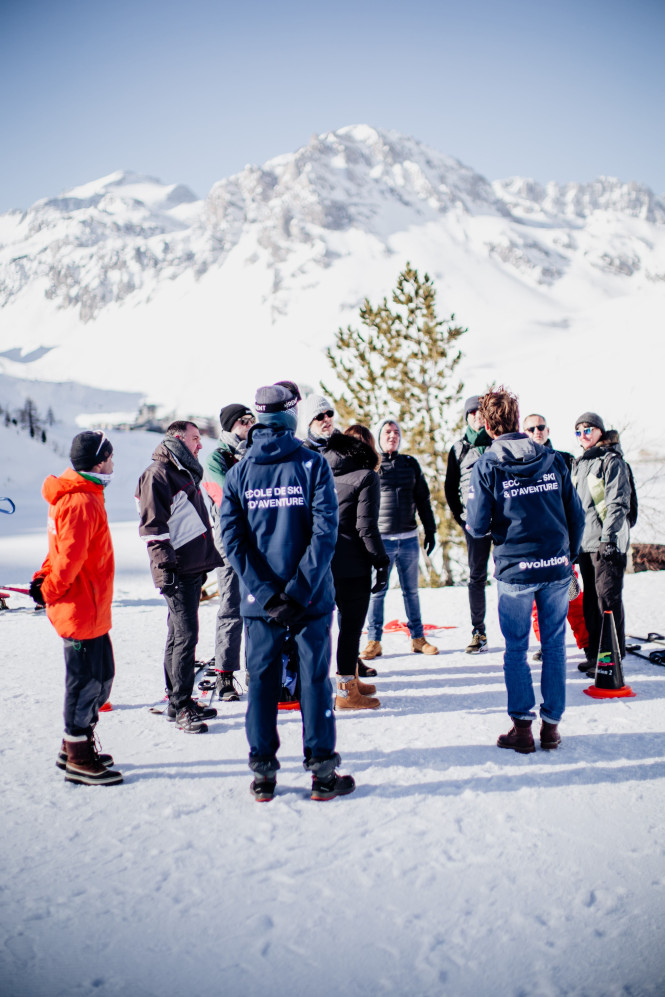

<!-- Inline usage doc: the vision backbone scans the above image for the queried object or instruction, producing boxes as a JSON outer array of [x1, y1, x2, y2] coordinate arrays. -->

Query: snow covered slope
[[1, 125, 664, 450]]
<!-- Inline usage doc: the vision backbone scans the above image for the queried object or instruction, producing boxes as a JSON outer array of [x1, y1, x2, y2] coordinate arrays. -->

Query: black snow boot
[[250, 776, 277, 802], [305, 753, 356, 801]]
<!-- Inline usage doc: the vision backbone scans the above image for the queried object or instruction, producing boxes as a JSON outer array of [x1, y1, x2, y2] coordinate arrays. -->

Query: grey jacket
[[571, 433, 631, 553]]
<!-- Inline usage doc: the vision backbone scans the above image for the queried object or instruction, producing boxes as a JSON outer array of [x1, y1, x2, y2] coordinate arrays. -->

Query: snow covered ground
[[2, 455, 665, 997]]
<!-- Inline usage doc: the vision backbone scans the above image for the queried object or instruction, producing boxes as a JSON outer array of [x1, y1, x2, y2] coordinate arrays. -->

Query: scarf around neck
[[163, 436, 204, 484]]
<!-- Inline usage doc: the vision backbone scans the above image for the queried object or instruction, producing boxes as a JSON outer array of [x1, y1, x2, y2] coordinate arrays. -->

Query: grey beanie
[[254, 384, 298, 432], [464, 395, 481, 418], [255, 384, 298, 415], [575, 411, 605, 433]]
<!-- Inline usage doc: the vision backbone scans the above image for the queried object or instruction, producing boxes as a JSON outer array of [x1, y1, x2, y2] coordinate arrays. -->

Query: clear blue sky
[[1, 0, 664, 213]]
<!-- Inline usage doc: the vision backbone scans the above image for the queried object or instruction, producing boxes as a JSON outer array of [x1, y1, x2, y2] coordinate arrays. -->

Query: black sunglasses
[[313, 410, 334, 421], [525, 425, 546, 433]]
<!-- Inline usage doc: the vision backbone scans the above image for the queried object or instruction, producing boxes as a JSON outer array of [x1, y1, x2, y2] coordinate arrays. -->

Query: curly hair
[[479, 387, 520, 437]]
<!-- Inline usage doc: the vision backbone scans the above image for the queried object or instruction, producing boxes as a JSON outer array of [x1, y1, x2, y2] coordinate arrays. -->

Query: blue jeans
[[496, 577, 570, 724], [367, 536, 424, 641]]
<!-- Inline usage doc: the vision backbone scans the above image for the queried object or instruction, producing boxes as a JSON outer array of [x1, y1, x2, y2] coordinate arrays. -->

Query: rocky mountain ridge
[[1, 125, 664, 328]]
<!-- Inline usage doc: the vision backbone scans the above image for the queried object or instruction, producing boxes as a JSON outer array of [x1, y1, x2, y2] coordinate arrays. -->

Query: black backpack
[[625, 461, 638, 529]]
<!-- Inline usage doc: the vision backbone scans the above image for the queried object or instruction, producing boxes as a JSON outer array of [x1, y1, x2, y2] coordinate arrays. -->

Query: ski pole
[[0, 498, 15, 515], [0, 585, 31, 594]]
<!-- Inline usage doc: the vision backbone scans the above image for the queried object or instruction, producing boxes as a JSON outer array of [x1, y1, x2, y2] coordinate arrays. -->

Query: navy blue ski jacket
[[466, 433, 584, 584], [220, 426, 338, 619]]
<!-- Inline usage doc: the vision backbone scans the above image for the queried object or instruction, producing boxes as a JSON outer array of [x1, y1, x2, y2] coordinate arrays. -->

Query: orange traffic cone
[[584, 610, 635, 699]]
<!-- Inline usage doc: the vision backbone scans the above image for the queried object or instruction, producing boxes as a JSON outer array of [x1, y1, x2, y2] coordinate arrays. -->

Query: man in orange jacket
[[31, 431, 122, 786]]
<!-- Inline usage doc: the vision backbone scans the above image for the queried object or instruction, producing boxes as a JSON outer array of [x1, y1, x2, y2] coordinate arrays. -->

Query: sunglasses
[[575, 427, 596, 438], [238, 416, 255, 426], [525, 425, 546, 433], [313, 410, 334, 421]]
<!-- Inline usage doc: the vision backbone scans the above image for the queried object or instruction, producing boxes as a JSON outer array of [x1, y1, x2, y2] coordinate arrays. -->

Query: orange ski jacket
[[35, 468, 114, 639]]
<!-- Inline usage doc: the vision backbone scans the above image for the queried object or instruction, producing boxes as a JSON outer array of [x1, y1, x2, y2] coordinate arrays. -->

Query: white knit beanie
[[299, 393, 334, 437]]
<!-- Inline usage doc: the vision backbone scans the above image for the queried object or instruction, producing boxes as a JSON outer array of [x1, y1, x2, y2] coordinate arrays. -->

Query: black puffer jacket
[[377, 451, 436, 536], [324, 434, 389, 578]]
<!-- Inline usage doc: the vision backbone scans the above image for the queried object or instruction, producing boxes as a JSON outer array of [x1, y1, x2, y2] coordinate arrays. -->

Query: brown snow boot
[[64, 736, 123, 785], [359, 640, 382, 660], [56, 736, 114, 771], [540, 720, 561, 750], [411, 637, 438, 655], [497, 719, 535, 754], [335, 676, 381, 711], [354, 661, 376, 695]]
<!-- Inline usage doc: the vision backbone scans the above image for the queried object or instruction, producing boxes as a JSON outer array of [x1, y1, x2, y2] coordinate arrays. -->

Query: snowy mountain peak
[[1, 125, 664, 427]]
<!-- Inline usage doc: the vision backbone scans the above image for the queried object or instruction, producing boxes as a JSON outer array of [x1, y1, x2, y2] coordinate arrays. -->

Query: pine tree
[[323, 264, 466, 585]]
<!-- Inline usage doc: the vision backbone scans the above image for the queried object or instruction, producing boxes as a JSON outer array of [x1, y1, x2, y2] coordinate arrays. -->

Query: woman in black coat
[[324, 425, 389, 710]]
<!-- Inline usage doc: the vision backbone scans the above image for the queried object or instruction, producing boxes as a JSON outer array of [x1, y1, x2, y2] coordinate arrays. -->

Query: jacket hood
[[374, 417, 402, 453], [246, 426, 304, 464], [485, 433, 558, 480], [578, 430, 624, 462], [325, 433, 378, 475], [42, 467, 102, 506]]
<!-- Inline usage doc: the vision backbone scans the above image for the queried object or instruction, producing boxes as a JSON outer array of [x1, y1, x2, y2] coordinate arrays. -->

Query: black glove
[[159, 570, 179, 597], [29, 576, 45, 606], [424, 532, 436, 556], [599, 542, 621, 564], [371, 564, 389, 594], [265, 593, 305, 626]]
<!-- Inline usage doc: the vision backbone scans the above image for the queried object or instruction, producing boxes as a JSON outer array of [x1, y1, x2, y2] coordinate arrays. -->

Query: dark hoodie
[[220, 425, 338, 618], [466, 433, 584, 583], [324, 433, 389, 578]]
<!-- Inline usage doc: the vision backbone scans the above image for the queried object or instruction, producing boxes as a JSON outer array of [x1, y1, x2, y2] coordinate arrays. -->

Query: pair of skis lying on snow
[[626, 633, 665, 666]]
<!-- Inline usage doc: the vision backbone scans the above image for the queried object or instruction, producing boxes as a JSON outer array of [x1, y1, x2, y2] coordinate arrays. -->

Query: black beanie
[[70, 431, 113, 471], [219, 403, 253, 433]]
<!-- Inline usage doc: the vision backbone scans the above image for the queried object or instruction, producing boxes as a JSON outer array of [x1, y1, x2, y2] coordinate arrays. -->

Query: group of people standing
[[30, 381, 635, 795]]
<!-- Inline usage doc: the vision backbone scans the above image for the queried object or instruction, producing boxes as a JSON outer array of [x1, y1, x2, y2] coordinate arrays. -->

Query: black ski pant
[[63, 633, 115, 736], [578, 550, 626, 658], [464, 531, 492, 631], [334, 573, 371, 676], [162, 572, 203, 709]]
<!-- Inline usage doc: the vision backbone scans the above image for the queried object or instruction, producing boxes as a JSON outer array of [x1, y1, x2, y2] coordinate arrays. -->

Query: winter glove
[[599, 542, 621, 564], [371, 565, 389, 594], [265, 593, 306, 627], [159, 570, 179, 598], [29, 576, 45, 606], [424, 532, 436, 556]]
